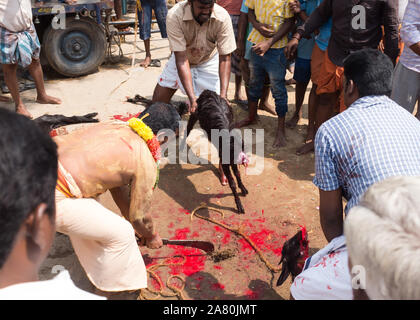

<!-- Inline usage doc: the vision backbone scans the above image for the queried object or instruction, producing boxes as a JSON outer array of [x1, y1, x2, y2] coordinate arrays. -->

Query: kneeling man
[[53, 103, 180, 293]]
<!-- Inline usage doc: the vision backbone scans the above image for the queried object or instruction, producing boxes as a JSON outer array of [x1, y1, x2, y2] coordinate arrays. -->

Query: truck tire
[[43, 17, 106, 77]]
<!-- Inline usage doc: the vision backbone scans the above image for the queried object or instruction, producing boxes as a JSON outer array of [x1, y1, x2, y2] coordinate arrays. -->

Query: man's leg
[[2, 63, 32, 118], [152, 83, 176, 103], [138, 0, 152, 67], [140, 38, 152, 68], [234, 74, 246, 102], [27, 59, 61, 105], [235, 50, 265, 128], [259, 75, 276, 115], [269, 49, 288, 148], [287, 58, 311, 129], [56, 197, 147, 293], [287, 81, 309, 129]]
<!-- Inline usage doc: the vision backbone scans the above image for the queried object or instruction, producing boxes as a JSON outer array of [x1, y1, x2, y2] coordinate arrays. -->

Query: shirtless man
[[53, 102, 180, 294]]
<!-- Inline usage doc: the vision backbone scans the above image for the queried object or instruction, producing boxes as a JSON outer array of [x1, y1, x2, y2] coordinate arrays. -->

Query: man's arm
[[319, 188, 344, 242], [110, 185, 131, 220], [219, 54, 231, 100], [128, 157, 162, 249], [252, 17, 295, 56], [400, 0, 420, 57], [383, 0, 400, 65], [237, 11, 248, 58], [248, 9, 275, 38], [285, 0, 332, 59], [174, 51, 197, 113], [295, 0, 332, 39]]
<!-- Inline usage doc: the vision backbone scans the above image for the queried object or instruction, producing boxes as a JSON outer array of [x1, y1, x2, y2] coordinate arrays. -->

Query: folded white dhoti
[[158, 53, 220, 97], [290, 235, 353, 300], [55, 162, 147, 292]]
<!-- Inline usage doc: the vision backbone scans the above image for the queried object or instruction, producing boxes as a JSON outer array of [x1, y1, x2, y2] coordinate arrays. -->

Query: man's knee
[[110, 218, 136, 246]]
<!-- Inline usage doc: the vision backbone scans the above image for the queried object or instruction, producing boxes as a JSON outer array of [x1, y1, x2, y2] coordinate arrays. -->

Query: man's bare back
[[54, 123, 155, 197], [54, 122, 161, 247]]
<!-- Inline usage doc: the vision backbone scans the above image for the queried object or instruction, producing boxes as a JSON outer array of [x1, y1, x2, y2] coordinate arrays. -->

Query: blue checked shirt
[[314, 95, 420, 214], [400, 0, 420, 73]]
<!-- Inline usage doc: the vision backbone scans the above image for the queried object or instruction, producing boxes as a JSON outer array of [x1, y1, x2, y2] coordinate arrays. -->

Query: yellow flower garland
[[128, 114, 155, 143]]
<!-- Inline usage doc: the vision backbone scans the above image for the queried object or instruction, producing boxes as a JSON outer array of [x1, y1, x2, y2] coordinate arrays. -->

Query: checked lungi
[[0, 23, 40, 68]]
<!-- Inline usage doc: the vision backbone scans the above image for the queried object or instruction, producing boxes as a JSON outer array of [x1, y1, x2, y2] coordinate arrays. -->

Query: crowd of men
[[1, 0, 420, 300]]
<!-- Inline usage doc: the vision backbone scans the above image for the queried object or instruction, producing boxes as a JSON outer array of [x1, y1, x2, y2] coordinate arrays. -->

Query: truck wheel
[[43, 17, 106, 77]]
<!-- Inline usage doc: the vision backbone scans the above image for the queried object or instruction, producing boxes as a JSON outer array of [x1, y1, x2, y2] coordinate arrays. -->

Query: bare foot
[[272, 134, 287, 148], [286, 114, 300, 129], [0, 95, 11, 102], [16, 104, 33, 119], [234, 93, 247, 105], [259, 102, 276, 115], [146, 234, 163, 249], [296, 140, 314, 155], [37, 95, 62, 104], [286, 79, 296, 86], [234, 117, 258, 128], [140, 56, 152, 68]]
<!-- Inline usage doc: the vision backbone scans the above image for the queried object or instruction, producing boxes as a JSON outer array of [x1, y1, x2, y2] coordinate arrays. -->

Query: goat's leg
[[186, 112, 199, 136], [232, 164, 248, 196], [222, 164, 245, 214]]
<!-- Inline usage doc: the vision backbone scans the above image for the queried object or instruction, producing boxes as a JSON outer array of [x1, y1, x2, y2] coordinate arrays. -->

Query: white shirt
[[0, 271, 106, 300], [0, 0, 33, 32]]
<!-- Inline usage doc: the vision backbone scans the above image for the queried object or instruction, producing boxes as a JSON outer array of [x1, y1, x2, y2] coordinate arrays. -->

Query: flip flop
[[149, 59, 161, 67]]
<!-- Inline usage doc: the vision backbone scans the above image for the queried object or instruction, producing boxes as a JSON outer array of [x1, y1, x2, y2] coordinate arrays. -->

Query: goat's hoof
[[241, 188, 249, 196], [237, 207, 245, 214]]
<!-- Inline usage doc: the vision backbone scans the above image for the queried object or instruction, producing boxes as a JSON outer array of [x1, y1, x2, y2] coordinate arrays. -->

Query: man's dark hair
[[190, 0, 215, 5], [0, 108, 58, 269], [343, 49, 394, 98], [138, 102, 181, 135]]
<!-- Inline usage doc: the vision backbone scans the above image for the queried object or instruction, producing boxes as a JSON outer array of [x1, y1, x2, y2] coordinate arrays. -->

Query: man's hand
[[188, 98, 198, 113], [284, 37, 299, 60], [146, 233, 163, 249], [252, 39, 272, 56], [236, 42, 245, 59], [256, 23, 275, 38], [289, 0, 301, 14]]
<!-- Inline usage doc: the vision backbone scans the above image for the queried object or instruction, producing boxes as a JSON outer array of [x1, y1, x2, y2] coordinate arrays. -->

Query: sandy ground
[[0, 31, 328, 300]]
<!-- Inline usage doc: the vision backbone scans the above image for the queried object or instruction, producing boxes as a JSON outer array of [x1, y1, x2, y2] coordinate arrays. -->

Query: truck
[[32, 0, 115, 77]]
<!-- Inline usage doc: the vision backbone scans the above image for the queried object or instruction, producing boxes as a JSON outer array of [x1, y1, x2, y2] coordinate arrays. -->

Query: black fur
[[186, 90, 248, 214], [33, 113, 99, 134], [276, 230, 309, 286]]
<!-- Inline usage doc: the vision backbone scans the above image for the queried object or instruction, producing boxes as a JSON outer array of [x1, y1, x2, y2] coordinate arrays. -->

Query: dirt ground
[[0, 31, 327, 300]]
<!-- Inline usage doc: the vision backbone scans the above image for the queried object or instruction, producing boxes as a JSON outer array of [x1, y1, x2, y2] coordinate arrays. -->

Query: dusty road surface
[[0, 32, 327, 300]]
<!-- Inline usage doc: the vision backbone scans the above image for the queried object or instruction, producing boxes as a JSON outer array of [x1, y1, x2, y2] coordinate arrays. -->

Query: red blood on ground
[[244, 289, 259, 299], [174, 228, 190, 240], [213, 265, 222, 270], [178, 208, 190, 215], [166, 228, 207, 276], [211, 283, 225, 290]]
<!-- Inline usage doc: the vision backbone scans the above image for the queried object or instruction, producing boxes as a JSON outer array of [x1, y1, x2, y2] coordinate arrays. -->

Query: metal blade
[[162, 239, 215, 253]]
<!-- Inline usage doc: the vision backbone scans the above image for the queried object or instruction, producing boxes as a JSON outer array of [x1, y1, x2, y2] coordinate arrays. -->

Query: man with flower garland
[[52, 103, 180, 296]]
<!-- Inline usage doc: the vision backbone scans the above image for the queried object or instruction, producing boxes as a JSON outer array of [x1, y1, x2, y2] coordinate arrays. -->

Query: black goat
[[33, 113, 99, 135], [186, 90, 249, 214], [276, 227, 309, 286]]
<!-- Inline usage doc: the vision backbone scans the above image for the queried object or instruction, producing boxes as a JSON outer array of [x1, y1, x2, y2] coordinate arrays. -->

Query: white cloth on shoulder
[[0, 270, 105, 300], [290, 235, 353, 300]]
